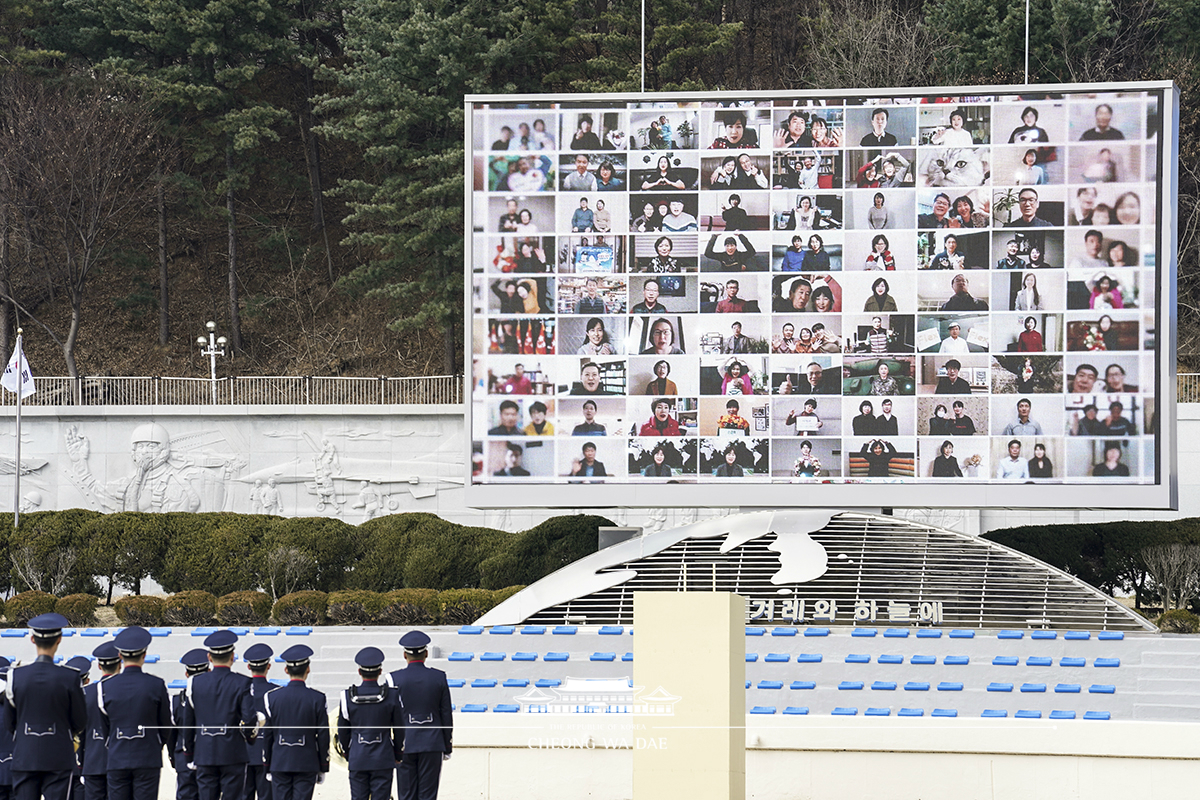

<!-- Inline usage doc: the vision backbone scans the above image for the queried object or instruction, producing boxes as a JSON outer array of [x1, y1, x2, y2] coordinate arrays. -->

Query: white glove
[[266, 775, 272, 783], [443, 753, 451, 762], [317, 774, 325, 785], [187, 763, 196, 771], [80, 778, 85, 785]]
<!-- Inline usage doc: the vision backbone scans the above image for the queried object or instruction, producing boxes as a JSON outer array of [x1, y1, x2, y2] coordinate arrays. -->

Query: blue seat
[[796, 654, 822, 663], [285, 627, 311, 636], [489, 626, 515, 635], [997, 630, 1023, 639], [898, 708, 924, 716], [981, 709, 1007, 718], [865, 707, 890, 716], [771, 627, 797, 637], [911, 655, 936, 665], [481, 652, 506, 662], [765, 653, 790, 663], [535, 679, 561, 688], [1055, 684, 1081, 693], [168, 679, 186, 690], [145, 655, 160, 663], [831, 707, 857, 716], [1031, 631, 1056, 640], [904, 682, 930, 691], [254, 627, 280, 636], [1015, 710, 1041, 719], [544, 652, 568, 662], [191, 628, 216, 637], [1064, 631, 1090, 640], [745, 654, 759, 663], [60, 630, 76, 638], [1027, 656, 1052, 667], [750, 706, 776, 715], [269, 678, 287, 687], [552, 626, 577, 635], [520, 626, 545, 635], [590, 653, 615, 662], [149, 628, 171, 637], [878, 655, 903, 665], [931, 708, 957, 717], [513, 652, 538, 662], [851, 628, 877, 637], [943, 656, 968, 666], [804, 628, 830, 637], [459, 626, 484, 635], [987, 683, 1013, 693], [845, 654, 870, 664], [599, 626, 624, 635], [461, 704, 487, 713], [622, 653, 633, 662], [229, 628, 249, 636], [949, 630, 975, 639], [790, 681, 815, 690], [1050, 710, 1076, 719], [1089, 685, 1116, 694], [745, 627, 766, 636], [448, 652, 473, 662], [782, 707, 809, 715], [883, 629, 909, 638], [993, 656, 1018, 666], [1084, 711, 1111, 720], [745, 681, 751, 689], [871, 682, 896, 691], [0, 631, 26, 638], [494, 704, 519, 713], [1020, 683, 1046, 693], [937, 683, 962, 692], [1098, 631, 1124, 640], [838, 681, 864, 690], [1061, 657, 1086, 667], [503, 679, 528, 688], [1095, 658, 1121, 668], [471, 679, 497, 688], [757, 681, 783, 690], [448, 679, 465, 688], [916, 629, 942, 638]]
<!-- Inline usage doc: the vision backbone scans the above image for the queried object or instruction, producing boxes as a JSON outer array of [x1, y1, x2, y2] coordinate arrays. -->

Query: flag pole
[[12, 329, 21, 529]]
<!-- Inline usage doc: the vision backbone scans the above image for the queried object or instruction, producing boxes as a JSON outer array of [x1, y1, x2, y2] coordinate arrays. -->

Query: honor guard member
[[242, 644, 273, 800], [337, 647, 402, 800], [180, 630, 258, 800], [261, 645, 328, 800], [81, 644, 122, 800], [5, 613, 87, 800], [99, 627, 172, 800], [389, 632, 452, 800], [0, 657, 13, 800], [65, 658, 91, 800], [166, 650, 209, 800]]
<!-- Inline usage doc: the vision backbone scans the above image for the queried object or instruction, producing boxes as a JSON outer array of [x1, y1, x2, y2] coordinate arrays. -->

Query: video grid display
[[467, 88, 1168, 496]]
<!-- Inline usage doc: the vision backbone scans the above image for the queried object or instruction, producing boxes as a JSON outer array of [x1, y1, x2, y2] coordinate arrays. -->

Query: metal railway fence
[[0, 375, 463, 407]]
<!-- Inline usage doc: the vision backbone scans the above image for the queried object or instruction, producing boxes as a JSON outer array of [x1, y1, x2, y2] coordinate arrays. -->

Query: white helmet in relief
[[130, 423, 172, 468]]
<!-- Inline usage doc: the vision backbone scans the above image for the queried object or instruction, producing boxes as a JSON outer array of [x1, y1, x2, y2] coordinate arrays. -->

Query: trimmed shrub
[[479, 515, 610, 590], [11, 510, 102, 596], [261, 518, 364, 594], [349, 514, 449, 592], [158, 514, 271, 596], [114, 596, 165, 626], [438, 588, 499, 626], [1158, 608, 1200, 633], [492, 585, 525, 605], [7, 590, 57, 627], [55, 594, 99, 627], [377, 589, 440, 625], [273, 591, 328, 625], [216, 591, 273, 626], [326, 590, 384, 625], [163, 591, 218, 627]]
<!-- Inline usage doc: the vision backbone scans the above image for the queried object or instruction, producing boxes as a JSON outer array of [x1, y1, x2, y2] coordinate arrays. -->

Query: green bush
[[262, 518, 364, 594], [479, 515, 609, 589], [438, 588, 500, 626], [55, 594, 99, 627], [349, 514, 448, 592], [11, 509, 102, 596], [163, 590, 218, 627], [7, 590, 57, 627], [377, 589, 440, 625], [273, 591, 328, 625], [216, 591, 273, 626], [326, 590, 384, 625], [114, 596, 165, 626], [1158, 608, 1200, 633], [158, 514, 271, 596]]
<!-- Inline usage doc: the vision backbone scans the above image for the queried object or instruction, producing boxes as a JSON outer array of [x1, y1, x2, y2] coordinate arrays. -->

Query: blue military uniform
[[0, 658, 13, 800], [261, 646, 328, 800], [180, 630, 258, 800], [337, 648, 402, 800], [166, 650, 209, 800], [388, 632, 452, 800], [4, 614, 87, 800], [81, 644, 122, 800], [99, 627, 172, 800], [242, 645, 273, 800], [65, 656, 91, 800]]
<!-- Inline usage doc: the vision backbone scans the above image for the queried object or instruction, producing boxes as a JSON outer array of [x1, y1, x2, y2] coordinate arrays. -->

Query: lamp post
[[196, 321, 227, 404]]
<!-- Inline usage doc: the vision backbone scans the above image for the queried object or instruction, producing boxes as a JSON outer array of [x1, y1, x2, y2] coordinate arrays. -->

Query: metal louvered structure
[[493, 512, 1153, 632]]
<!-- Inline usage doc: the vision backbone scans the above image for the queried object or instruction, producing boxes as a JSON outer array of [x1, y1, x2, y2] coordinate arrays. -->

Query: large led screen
[[466, 84, 1177, 509]]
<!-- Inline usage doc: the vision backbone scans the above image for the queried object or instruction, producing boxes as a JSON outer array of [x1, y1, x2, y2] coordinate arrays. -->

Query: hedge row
[[0, 511, 610, 599]]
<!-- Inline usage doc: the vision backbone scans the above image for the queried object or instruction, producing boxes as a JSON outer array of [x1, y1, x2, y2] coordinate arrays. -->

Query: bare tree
[[11, 543, 77, 595], [0, 73, 162, 376], [1141, 544, 1200, 611], [263, 546, 313, 601]]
